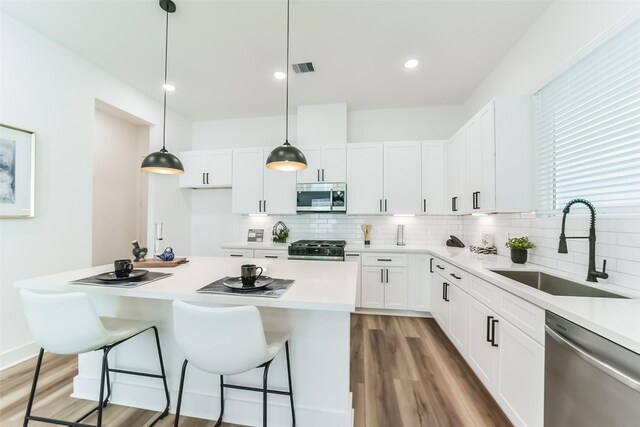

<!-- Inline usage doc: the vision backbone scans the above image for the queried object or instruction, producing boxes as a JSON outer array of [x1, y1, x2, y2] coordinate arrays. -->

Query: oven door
[[297, 183, 344, 212]]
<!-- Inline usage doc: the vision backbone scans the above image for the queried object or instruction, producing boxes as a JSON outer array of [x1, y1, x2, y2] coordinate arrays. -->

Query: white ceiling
[[1, 0, 550, 120]]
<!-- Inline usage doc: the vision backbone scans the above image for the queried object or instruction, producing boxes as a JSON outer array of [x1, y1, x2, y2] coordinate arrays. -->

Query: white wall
[[0, 13, 192, 369], [464, 0, 640, 115]]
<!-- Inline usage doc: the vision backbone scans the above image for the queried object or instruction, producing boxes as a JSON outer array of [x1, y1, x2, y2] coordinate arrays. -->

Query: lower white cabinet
[[254, 250, 287, 259], [384, 267, 408, 310], [223, 250, 254, 258], [408, 255, 431, 312], [361, 253, 408, 309], [361, 266, 386, 309], [447, 282, 468, 355], [431, 278, 450, 330], [345, 252, 362, 307], [467, 297, 499, 391], [495, 317, 544, 427]]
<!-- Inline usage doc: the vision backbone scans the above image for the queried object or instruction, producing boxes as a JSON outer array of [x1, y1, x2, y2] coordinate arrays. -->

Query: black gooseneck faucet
[[558, 198, 608, 283]]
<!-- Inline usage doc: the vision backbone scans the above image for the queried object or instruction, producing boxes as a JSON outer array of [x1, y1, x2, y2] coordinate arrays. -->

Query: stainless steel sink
[[489, 270, 627, 298]]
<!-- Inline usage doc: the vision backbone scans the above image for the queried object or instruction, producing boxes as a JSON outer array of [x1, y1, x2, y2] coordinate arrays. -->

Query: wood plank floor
[[0, 314, 510, 426]]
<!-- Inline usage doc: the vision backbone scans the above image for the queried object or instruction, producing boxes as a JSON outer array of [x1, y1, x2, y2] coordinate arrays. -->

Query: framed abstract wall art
[[0, 124, 35, 218]]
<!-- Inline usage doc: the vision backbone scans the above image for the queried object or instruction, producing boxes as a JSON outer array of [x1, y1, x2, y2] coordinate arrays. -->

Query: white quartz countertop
[[14, 256, 358, 312], [222, 241, 640, 353]]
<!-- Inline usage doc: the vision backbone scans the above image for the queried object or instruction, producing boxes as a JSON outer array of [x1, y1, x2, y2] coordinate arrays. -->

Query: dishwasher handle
[[545, 325, 640, 392]]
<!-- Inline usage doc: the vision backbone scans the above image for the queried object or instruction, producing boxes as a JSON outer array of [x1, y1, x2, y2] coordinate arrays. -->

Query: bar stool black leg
[[263, 361, 272, 427], [151, 326, 170, 423], [23, 348, 44, 427], [285, 341, 295, 426], [103, 349, 111, 408], [96, 348, 110, 427], [214, 375, 224, 427], [174, 359, 189, 427]]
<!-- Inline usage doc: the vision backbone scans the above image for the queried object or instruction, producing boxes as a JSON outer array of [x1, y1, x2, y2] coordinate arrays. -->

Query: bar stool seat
[[20, 290, 170, 427], [172, 302, 295, 427]]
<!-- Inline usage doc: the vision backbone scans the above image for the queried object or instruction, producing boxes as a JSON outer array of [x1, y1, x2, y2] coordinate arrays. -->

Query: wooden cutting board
[[133, 257, 189, 268]]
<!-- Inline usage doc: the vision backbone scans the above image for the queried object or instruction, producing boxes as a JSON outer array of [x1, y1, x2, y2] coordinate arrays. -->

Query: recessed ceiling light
[[404, 59, 419, 69], [274, 71, 287, 80], [163, 83, 176, 91]]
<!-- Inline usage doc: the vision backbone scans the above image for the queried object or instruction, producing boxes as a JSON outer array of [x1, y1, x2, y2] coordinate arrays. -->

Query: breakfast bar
[[15, 257, 358, 427]]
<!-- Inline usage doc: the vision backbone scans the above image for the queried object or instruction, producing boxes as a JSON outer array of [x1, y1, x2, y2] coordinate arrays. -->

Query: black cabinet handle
[[384, 199, 388, 212], [322, 169, 325, 181], [429, 258, 434, 273], [317, 169, 320, 182], [264, 255, 278, 259], [452, 197, 458, 212], [381, 268, 384, 283], [450, 273, 462, 280], [476, 192, 481, 209], [385, 268, 389, 283], [379, 199, 382, 212], [486, 316, 493, 343], [423, 198, 426, 213], [230, 254, 243, 257], [491, 319, 499, 347], [263, 200, 267, 212], [259, 200, 262, 212], [345, 253, 360, 257], [435, 264, 445, 270], [377, 258, 392, 262], [206, 173, 210, 185], [443, 282, 450, 302], [442, 282, 446, 300], [202, 173, 206, 185]]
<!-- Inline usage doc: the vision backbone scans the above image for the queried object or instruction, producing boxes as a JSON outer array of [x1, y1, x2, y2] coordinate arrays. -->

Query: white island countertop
[[15, 256, 358, 312]]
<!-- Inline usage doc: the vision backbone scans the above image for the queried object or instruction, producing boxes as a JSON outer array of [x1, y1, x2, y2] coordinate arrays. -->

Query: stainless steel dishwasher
[[545, 311, 640, 426]]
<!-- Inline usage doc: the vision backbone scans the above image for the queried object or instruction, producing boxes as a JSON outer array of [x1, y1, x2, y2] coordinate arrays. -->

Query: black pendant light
[[266, 0, 307, 172], [141, 0, 184, 175]]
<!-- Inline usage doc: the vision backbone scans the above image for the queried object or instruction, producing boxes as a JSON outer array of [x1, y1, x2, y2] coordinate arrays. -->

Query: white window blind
[[534, 19, 640, 213]]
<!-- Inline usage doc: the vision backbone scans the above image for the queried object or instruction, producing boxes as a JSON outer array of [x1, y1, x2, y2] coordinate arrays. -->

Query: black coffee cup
[[114, 259, 134, 278], [241, 264, 263, 287]]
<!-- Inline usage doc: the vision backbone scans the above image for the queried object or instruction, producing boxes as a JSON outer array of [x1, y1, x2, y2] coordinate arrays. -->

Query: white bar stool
[[20, 290, 170, 427], [172, 301, 295, 427]]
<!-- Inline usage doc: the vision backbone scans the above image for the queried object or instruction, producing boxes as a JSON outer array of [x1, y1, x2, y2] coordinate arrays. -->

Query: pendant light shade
[[141, 0, 184, 175], [266, 0, 308, 171]]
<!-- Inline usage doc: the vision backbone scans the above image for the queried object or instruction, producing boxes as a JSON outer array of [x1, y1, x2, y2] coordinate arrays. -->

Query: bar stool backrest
[[172, 301, 270, 375], [21, 290, 109, 354]]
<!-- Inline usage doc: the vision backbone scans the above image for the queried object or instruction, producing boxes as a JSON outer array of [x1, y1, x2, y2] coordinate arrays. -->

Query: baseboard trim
[[354, 308, 433, 318], [0, 340, 39, 371]]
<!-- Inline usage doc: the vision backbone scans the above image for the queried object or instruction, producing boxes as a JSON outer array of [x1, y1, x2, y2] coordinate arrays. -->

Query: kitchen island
[[15, 256, 358, 427]]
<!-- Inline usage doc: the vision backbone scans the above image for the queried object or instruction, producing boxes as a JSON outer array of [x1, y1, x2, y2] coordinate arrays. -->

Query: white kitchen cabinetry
[[431, 277, 450, 330], [346, 143, 384, 214], [232, 148, 296, 215], [360, 253, 408, 309], [223, 250, 254, 258], [254, 249, 288, 259], [447, 282, 468, 355], [408, 255, 431, 312], [347, 142, 423, 215], [179, 150, 233, 188], [495, 318, 544, 427], [383, 141, 422, 214], [448, 97, 533, 214], [467, 297, 499, 391], [421, 141, 446, 214], [345, 252, 362, 307], [297, 145, 346, 184]]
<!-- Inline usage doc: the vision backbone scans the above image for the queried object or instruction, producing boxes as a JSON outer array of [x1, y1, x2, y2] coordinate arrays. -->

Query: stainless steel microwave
[[296, 183, 346, 212]]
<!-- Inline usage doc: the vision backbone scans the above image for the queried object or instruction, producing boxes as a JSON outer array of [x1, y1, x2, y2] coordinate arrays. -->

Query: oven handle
[[545, 325, 640, 391], [288, 255, 345, 261]]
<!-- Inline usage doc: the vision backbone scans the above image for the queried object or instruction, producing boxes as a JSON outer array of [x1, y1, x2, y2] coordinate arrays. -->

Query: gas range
[[288, 240, 347, 261]]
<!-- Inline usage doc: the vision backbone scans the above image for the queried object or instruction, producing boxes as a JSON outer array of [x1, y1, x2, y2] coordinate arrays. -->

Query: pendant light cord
[[162, 8, 169, 152], [285, 0, 290, 145]]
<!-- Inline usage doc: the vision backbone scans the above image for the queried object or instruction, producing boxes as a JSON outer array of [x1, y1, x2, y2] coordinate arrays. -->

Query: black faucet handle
[[598, 259, 609, 280]]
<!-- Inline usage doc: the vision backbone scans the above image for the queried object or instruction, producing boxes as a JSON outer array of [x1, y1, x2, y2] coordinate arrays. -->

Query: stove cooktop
[[288, 240, 347, 260]]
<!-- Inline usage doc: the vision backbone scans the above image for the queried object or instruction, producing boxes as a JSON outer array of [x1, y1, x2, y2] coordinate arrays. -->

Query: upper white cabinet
[[447, 97, 533, 214], [347, 141, 425, 215], [297, 145, 346, 183], [232, 148, 296, 214], [179, 150, 233, 188], [347, 143, 384, 214], [384, 141, 422, 214], [421, 141, 446, 214]]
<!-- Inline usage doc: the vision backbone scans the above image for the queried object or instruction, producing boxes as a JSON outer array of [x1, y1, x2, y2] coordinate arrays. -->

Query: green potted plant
[[505, 237, 535, 264]]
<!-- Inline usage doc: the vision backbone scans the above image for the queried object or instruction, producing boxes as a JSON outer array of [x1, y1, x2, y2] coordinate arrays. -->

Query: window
[[534, 19, 640, 213]]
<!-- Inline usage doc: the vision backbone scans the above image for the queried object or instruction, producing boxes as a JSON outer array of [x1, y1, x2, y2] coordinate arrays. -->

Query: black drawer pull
[[491, 319, 499, 347], [264, 255, 278, 259], [429, 258, 434, 273], [486, 316, 493, 343], [450, 273, 462, 280], [346, 253, 360, 257], [229, 254, 243, 257], [443, 283, 450, 302], [435, 264, 445, 270], [377, 258, 392, 262]]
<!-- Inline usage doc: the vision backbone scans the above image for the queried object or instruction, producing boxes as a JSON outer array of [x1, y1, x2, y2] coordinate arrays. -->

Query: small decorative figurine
[[132, 240, 148, 262], [157, 247, 175, 261]]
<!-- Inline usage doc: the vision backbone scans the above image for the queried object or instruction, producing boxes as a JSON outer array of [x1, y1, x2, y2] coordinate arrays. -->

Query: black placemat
[[70, 272, 172, 288], [197, 277, 294, 298]]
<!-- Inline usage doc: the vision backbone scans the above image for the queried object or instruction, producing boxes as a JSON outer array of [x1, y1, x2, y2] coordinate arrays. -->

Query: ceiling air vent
[[292, 62, 315, 74]]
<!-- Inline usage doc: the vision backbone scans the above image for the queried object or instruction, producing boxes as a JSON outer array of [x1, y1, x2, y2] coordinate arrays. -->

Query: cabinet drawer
[[362, 252, 408, 267], [254, 250, 287, 259], [223, 250, 254, 258], [468, 275, 500, 312], [445, 263, 469, 292], [432, 258, 448, 277], [498, 291, 545, 345]]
